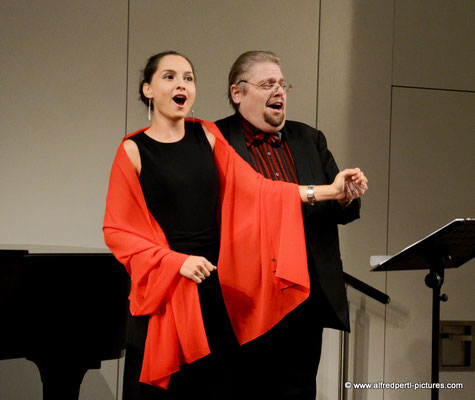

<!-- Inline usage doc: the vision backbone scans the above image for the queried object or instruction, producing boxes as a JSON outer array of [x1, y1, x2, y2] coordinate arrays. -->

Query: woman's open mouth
[[173, 94, 187, 106]]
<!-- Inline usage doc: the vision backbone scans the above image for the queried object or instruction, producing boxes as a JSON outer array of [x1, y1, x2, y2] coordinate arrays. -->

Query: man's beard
[[264, 110, 285, 127]]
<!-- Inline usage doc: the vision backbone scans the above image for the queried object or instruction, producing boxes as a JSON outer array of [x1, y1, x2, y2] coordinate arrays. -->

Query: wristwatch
[[306, 185, 316, 205]]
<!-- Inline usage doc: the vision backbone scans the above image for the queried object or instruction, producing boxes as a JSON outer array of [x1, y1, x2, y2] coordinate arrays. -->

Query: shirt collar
[[239, 114, 283, 148]]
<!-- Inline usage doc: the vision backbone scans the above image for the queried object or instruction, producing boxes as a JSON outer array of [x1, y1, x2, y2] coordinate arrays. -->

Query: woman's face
[[144, 55, 196, 122]]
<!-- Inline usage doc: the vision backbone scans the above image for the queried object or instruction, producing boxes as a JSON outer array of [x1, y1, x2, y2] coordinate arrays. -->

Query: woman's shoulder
[[200, 122, 216, 150], [123, 138, 141, 175], [123, 138, 139, 152]]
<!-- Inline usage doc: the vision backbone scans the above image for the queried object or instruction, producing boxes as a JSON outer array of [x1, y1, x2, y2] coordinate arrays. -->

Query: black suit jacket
[[215, 113, 360, 331]]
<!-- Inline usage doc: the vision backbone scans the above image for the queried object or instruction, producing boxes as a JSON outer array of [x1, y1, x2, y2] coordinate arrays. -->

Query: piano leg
[[29, 357, 101, 400]]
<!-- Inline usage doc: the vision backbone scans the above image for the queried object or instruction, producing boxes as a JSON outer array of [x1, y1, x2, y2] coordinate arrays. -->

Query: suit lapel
[[226, 114, 251, 163], [223, 116, 319, 185], [283, 124, 315, 184]]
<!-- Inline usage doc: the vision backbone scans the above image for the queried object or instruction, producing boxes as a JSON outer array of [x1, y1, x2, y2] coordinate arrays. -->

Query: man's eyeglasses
[[237, 80, 292, 93]]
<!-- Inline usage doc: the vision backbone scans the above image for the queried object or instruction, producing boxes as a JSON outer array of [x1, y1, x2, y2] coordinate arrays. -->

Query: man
[[215, 51, 367, 399]]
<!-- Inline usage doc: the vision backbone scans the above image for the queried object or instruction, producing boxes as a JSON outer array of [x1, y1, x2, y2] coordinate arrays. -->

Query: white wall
[[318, 1, 474, 399], [125, 0, 320, 131], [386, 1, 475, 398], [0, 0, 128, 249], [317, 2, 394, 395], [1, 1, 128, 399]]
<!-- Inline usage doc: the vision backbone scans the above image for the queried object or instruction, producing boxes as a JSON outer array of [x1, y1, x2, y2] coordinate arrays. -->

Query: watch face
[[307, 186, 315, 204]]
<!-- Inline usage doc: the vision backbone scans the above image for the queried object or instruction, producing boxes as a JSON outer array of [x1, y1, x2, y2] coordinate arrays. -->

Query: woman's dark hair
[[139, 50, 195, 109]]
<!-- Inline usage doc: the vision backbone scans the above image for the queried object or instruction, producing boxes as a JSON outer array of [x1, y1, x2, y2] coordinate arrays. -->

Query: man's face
[[232, 62, 287, 133]]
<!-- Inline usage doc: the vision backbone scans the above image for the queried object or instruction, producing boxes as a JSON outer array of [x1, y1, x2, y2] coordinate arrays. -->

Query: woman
[[103, 51, 367, 399]]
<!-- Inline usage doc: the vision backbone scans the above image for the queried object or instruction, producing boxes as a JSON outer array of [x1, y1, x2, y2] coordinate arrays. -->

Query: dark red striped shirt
[[240, 117, 299, 184]]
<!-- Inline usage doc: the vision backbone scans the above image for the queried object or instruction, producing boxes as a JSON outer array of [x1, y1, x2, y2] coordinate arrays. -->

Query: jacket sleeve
[[311, 129, 361, 225]]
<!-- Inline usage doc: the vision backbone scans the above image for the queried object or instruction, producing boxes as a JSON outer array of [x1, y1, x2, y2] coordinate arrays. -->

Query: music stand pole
[[424, 258, 448, 400]]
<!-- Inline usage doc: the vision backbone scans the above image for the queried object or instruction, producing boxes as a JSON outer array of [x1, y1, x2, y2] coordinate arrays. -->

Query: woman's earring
[[148, 98, 152, 121], [192, 109, 195, 123]]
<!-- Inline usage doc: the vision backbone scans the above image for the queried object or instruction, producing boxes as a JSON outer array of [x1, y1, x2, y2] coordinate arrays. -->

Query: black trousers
[[234, 292, 324, 400], [123, 294, 323, 400], [123, 342, 239, 400]]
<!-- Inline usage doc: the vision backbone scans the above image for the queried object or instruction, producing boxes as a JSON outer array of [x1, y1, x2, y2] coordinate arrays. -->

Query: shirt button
[[267, 152, 271, 156], [275, 172, 280, 177]]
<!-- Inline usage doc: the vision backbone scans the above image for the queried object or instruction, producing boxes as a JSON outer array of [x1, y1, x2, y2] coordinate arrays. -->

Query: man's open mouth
[[173, 95, 186, 106], [267, 102, 283, 110]]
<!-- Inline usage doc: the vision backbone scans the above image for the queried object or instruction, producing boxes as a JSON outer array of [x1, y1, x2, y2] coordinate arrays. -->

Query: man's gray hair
[[227, 51, 281, 111]]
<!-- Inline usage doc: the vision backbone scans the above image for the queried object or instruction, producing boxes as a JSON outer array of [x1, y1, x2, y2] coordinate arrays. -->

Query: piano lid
[[0, 244, 112, 255]]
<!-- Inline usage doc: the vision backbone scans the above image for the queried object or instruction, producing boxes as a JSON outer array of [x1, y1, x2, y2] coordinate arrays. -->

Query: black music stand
[[370, 218, 475, 400]]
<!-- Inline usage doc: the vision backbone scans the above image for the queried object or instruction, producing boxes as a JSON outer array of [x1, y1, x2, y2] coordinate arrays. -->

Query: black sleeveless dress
[[134, 121, 220, 253], [123, 122, 238, 400]]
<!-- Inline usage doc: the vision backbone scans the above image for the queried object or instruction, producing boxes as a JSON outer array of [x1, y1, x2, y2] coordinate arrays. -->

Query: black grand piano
[[0, 245, 130, 399]]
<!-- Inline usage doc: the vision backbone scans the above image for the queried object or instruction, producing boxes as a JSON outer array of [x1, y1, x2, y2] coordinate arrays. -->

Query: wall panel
[[318, 1, 395, 397], [386, 87, 474, 399], [126, 0, 320, 132], [393, 0, 475, 91], [0, 0, 128, 248]]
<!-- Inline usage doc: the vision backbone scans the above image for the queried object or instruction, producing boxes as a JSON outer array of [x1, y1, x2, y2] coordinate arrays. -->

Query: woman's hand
[[179, 255, 217, 284], [331, 168, 368, 200], [337, 168, 369, 204], [349, 167, 368, 190]]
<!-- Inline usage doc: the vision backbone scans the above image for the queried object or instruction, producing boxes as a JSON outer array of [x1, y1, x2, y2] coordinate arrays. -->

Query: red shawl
[[103, 119, 309, 388]]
